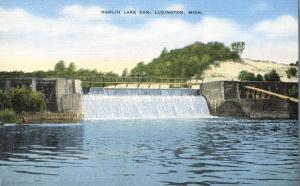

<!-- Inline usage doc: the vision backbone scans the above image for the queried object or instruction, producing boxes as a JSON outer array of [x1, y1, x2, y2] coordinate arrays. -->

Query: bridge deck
[[244, 86, 298, 103], [83, 81, 200, 85]]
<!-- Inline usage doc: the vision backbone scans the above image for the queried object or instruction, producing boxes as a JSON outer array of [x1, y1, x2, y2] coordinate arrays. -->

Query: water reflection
[[0, 119, 297, 186], [0, 124, 84, 180]]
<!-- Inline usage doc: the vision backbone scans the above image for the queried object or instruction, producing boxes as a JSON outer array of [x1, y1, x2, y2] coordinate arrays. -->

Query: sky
[[0, 0, 298, 73]]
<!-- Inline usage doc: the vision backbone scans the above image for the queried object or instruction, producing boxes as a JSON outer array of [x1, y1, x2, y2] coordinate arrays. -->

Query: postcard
[[0, 0, 298, 185]]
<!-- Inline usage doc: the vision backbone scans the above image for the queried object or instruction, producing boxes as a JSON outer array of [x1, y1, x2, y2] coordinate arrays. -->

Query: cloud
[[165, 3, 185, 11], [0, 6, 297, 73], [253, 15, 297, 38], [0, 7, 51, 33], [60, 4, 106, 21]]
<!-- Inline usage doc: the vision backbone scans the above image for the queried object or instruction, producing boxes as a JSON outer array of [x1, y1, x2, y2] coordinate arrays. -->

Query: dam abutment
[[0, 78, 83, 118], [201, 81, 298, 119]]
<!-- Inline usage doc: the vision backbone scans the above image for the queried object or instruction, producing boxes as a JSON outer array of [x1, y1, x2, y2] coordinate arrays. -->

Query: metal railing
[[79, 76, 202, 88]]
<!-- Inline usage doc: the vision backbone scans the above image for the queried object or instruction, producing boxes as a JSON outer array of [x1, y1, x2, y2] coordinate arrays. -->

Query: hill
[[130, 41, 240, 78], [202, 58, 297, 83]]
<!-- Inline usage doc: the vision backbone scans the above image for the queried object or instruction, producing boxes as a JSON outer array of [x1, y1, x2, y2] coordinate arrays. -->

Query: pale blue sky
[[0, 0, 297, 26], [0, 0, 298, 72]]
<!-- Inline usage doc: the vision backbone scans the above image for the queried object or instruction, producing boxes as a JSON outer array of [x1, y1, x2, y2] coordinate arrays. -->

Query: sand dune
[[202, 58, 298, 83]]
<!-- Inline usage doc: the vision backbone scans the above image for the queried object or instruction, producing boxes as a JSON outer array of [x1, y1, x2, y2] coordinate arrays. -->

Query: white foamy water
[[83, 88, 210, 120]]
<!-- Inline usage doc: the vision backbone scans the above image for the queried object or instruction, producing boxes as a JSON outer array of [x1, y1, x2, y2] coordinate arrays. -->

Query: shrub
[[286, 67, 297, 79], [264, 69, 280, 81], [11, 87, 46, 113], [0, 90, 12, 109], [238, 71, 256, 81], [0, 109, 17, 123], [289, 85, 298, 98]]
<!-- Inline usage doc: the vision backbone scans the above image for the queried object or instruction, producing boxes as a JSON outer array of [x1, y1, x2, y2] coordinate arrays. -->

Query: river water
[[0, 118, 297, 185]]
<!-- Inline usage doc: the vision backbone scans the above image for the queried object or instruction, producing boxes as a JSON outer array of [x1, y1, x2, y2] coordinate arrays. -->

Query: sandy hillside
[[201, 58, 298, 83]]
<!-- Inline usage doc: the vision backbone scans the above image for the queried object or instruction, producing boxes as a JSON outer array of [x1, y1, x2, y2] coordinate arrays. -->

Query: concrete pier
[[201, 81, 298, 119], [0, 77, 83, 116]]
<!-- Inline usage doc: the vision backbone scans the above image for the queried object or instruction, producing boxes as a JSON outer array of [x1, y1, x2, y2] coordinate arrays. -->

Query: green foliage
[[289, 61, 298, 66], [256, 74, 264, 81], [0, 90, 12, 109], [286, 67, 297, 79], [11, 87, 46, 113], [121, 68, 128, 77], [54, 60, 66, 72], [160, 47, 169, 57], [130, 42, 240, 78], [238, 71, 255, 81], [238, 70, 281, 81], [0, 109, 17, 123], [230, 41, 245, 55], [0, 61, 120, 88], [264, 69, 280, 81], [288, 85, 298, 98], [67, 62, 77, 74], [130, 62, 146, 77]]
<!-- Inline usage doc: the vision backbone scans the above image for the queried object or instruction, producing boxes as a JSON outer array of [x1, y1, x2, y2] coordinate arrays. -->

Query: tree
[[130, 62, 146, 77], [256, 74, 264, 81], [238, 70, 256, 81], [264, 69, 280, 81], [67, 62, 77, 73], [160, 47, 168, 57], [286, 67, 297, 79], [121, 68, 128, 77], [54, 60, 66, 73], [230, 42, 245, 55], [11, 87, 46, 113], [129, 41, 240, 79]]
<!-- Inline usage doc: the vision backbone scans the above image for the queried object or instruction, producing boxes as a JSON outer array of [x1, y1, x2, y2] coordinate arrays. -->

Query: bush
[[264, 69, 280, 81], [0, 90, 12, 109], [11, 87, 46, 113], [0, 109, 17, 123], [286, 67, 297, 79], [238, 71, 263, 81], [289, 85, 298, 98], [238, 71, 256, 81]]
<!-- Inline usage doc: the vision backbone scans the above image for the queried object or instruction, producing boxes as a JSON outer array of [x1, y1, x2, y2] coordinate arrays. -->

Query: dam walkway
[[244, 86, 298, 103], [80, 76, 201, 89]]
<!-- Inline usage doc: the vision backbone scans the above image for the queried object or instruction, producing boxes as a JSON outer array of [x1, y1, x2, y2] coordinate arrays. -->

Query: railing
[[0, 76, 203, 88], [79, 76, 202, 88], [244, 86, 298, 103]]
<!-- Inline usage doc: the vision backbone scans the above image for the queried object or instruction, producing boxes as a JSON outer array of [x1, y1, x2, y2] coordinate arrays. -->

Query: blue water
[[0, 118, 298, 185]]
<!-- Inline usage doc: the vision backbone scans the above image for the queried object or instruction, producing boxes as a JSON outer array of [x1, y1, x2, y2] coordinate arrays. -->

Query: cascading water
[[83, 88, 211, 120]]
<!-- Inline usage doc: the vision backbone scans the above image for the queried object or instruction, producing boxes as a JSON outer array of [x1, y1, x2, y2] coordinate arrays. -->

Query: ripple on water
[[0, 119, 297, 185]]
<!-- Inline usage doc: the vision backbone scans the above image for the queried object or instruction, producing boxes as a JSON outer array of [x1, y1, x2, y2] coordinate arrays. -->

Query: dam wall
[[0, 78, 83, 115], [1, 77, 297, 120], [56, 78, 82, 114], [201, 81, 298, 119]]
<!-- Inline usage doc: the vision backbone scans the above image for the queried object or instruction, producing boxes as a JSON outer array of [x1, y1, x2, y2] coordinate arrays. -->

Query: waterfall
[[83, 88, 211, 120]]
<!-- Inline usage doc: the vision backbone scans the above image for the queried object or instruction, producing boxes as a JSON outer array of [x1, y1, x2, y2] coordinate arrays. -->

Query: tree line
[[0, 60, 119, 79]]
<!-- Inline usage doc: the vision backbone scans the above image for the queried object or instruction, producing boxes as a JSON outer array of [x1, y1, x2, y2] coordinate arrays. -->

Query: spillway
[[83, 88, 210, 120]]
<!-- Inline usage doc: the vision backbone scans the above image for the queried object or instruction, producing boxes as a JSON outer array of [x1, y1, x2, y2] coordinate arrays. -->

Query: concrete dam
[[83, 88, 210, 120], [0, 78, 298, 120]]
